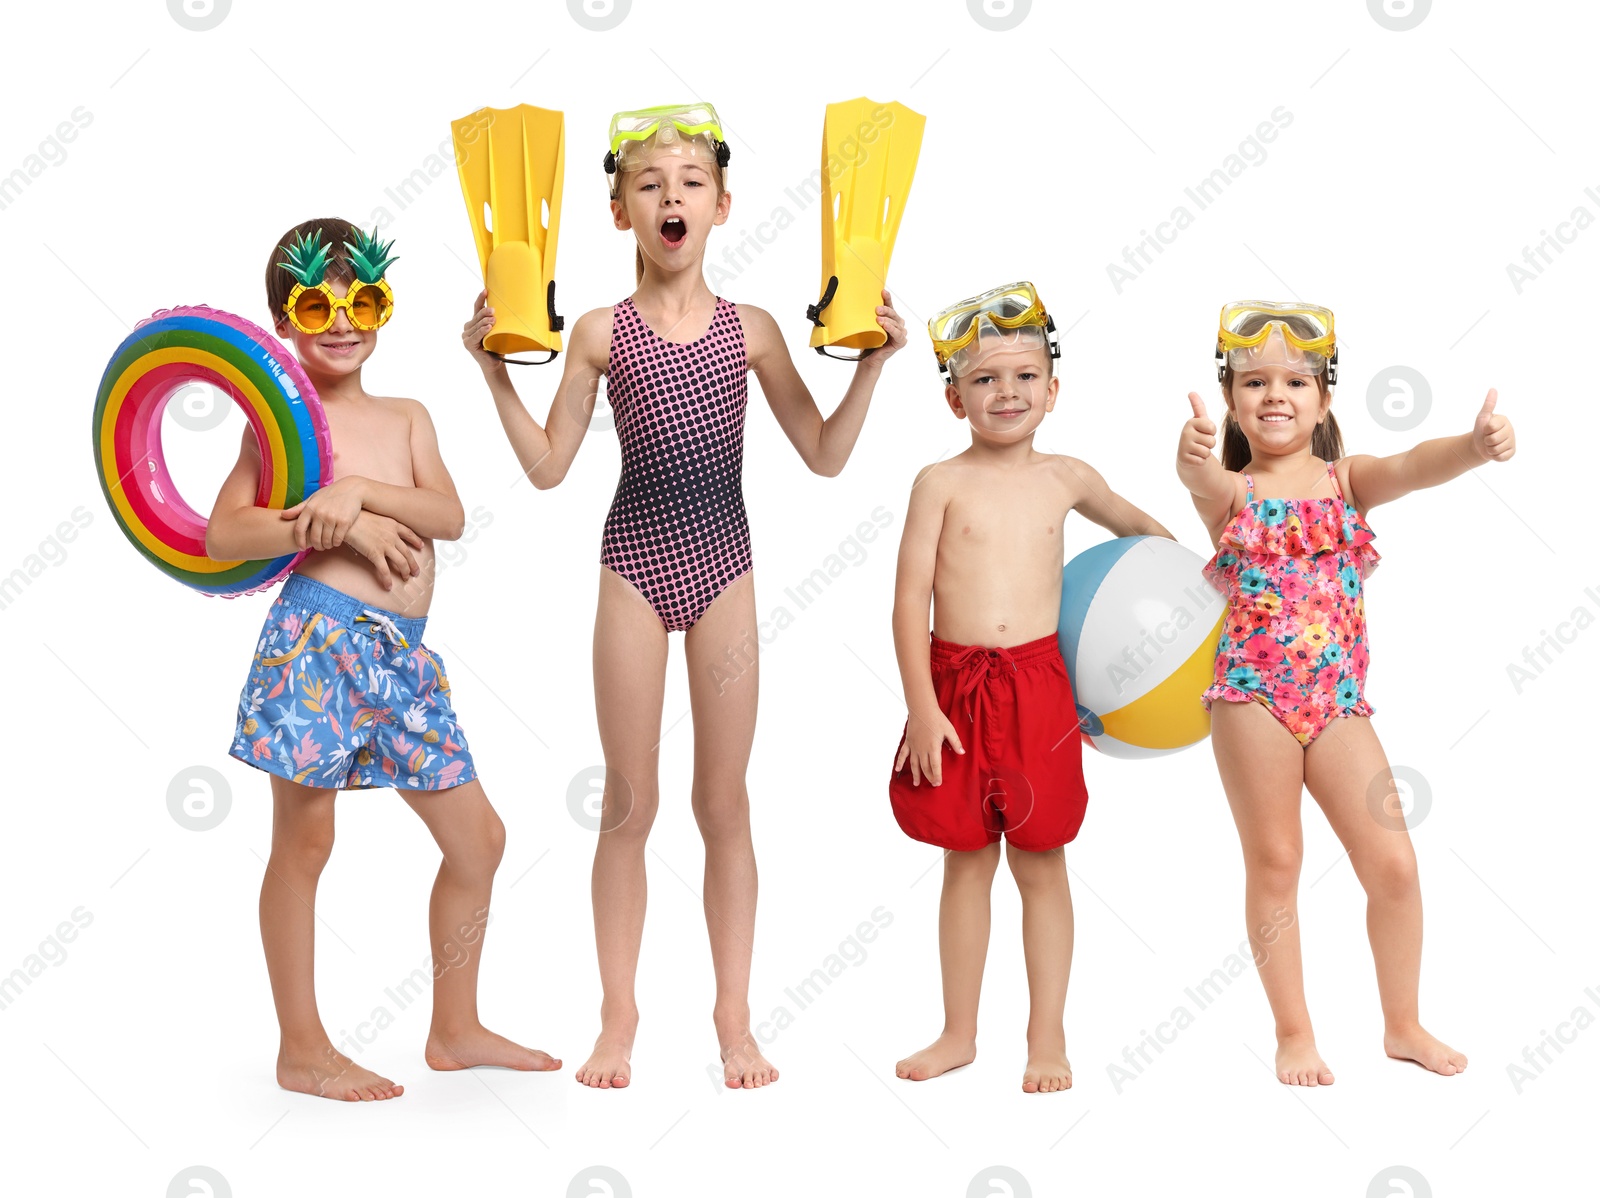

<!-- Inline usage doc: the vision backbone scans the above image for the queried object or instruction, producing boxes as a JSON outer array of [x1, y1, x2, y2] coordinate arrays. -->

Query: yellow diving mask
[[603, 102, 730, 196], [928, 281, 1060, 383], [1216, 300, 1337, 384]]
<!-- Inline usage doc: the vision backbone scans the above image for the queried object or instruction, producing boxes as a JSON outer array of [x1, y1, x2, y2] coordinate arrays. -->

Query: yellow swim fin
[[806, 98, 925, 358], [452, 104, 565, 363]]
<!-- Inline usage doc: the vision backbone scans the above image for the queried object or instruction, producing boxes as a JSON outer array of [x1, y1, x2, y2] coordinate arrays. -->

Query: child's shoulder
[[906, 458, 958, 503], [553, 306, 618, 369], [907, 449, 1043, 502], [1040, 451, 1103, 489], [574, 303, 619, 330], [354, 394, 438, 438], [372, 393, 431, 420], [1044, 451, 1092, 474], [722, 300, 778, 348]]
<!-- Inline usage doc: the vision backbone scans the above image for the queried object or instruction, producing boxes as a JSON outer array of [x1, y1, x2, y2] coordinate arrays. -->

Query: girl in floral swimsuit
[[1202, 457, 1378, 745], [1176, 302, 1516, 1089]]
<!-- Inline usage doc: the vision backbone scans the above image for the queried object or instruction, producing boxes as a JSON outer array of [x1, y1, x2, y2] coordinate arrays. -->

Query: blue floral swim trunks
[[228, 573, 476, 791]]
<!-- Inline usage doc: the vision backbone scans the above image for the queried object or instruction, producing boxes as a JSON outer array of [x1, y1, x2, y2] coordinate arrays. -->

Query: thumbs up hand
[[1472, 389, 1515, 462], [1179, 392, 1218, 466]]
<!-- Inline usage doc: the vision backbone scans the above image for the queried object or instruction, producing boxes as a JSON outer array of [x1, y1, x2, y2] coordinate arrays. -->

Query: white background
[[1, 1, 1594, 1195]]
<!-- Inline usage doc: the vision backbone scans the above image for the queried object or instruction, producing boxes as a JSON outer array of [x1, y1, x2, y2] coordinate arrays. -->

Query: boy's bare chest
[[324, 405, 415, 488], [939, 482, 1072, 566], [940, 470, 1068, 540]]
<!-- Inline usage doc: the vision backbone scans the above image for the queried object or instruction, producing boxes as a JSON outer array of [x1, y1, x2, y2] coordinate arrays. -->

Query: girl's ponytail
[[1220, 410, 1252, 472], [1311, 410, 1345, 467]]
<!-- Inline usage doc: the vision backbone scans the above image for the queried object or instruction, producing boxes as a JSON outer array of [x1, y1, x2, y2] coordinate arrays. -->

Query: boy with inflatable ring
[[206, 218, 560, 1101]]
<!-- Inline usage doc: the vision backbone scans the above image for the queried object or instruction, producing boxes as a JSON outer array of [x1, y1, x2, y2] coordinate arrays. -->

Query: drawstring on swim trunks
[[948, 643, 1020, 727], [355, 608, 410, 649]]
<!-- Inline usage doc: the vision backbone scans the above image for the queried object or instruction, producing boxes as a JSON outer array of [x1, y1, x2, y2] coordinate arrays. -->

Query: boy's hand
[[894, 708, 964, 787], [1472, 389, 1515, 462], [868, 290, 908, 363], [281, 477, 365, 551], [1179, 392, 1218, 465], [343, 511, 425, 590], [463, 288, 501, 371]]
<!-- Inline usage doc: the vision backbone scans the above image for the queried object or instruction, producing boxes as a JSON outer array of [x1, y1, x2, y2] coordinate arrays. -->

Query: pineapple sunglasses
[[278, 227, 398, 335]]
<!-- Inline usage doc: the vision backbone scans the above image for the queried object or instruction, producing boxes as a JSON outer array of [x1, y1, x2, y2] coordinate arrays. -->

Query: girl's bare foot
[[720, 1031, 779, 1089], [895, 1033, 977, 1081], [575, 1013, 637, 1089], [1022, 1049, 1072, 1093], [278, 1043, 403, 1101], [713, 1005, 777, 1088], [425, 1025, 561, 1072], [1385, 1023, 1467, 1076], [1275, 1030, 1334, 1086]]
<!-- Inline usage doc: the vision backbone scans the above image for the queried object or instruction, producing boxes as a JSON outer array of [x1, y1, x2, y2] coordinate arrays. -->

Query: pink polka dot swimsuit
[[600, 296, 753, 632]]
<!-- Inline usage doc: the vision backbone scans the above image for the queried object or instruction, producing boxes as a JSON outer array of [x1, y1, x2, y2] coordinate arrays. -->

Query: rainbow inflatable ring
[[91, 305, 331, 597]]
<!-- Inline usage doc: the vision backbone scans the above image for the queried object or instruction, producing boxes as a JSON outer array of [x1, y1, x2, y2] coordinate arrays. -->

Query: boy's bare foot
[[575, 1016, 636, 1089], [425, 1025, 561, 1072], [1022, 1049, 1072, 1093], [1275, 1031, 1334, 1086], [278, 1044, 403, 1101], [895, 1033, 977, 1081], [1385, 1023, 1467, 1076]]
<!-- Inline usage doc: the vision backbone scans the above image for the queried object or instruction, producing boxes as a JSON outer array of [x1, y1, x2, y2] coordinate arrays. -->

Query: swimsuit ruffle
[[1203, 498, 1380, 593]]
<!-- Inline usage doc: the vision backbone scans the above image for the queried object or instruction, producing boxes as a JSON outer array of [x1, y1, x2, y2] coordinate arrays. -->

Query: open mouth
[[320, 339, 360, 354], [660, 216, 686, 246]]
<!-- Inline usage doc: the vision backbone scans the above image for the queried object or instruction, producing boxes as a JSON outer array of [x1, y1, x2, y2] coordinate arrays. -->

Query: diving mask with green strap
[[602, 102, 730, 196]]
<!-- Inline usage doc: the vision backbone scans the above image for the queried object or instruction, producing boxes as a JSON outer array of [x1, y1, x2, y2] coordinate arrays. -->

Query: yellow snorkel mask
[[602, 102, 730, 197], [1216, 300, 1338, 384], [928, 281, 1060, 383]]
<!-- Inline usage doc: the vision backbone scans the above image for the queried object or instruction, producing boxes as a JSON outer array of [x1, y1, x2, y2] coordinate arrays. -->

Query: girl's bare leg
[[400, 779, 560, 1073], [575, 566, 669, 1088], [1305, 716, 1467, 1076], [682, 570, 775, 1088], [1211, 700, 1333, 1085], [1008, 844, 1074, 1093], [261, 776, 402, 1101], [896, 842, 1002, 1081]]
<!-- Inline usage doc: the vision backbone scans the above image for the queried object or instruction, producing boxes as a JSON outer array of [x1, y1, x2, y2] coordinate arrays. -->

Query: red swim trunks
[[888, 632, 1088, 853]]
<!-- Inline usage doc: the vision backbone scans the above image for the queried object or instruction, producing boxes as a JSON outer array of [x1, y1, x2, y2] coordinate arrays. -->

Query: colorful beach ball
[[1057, 536, 1226, 758]]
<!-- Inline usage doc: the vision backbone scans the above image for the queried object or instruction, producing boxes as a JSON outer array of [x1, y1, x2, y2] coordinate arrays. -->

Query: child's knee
[[1247, 841, 1303, 889], [272, 803, 336, 869], [1357, 846, 1418, 900], [947, 841, 1002, 878], [1004, 843, 1064, 885], [482, 810, 507, 868], [273, 826, 335, 873], [603, 782, 660, 840], [690, 784, 750, 838]]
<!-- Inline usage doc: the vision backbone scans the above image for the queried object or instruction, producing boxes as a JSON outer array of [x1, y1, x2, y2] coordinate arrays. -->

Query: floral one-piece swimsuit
[[1201, 458, 1380, 746]]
